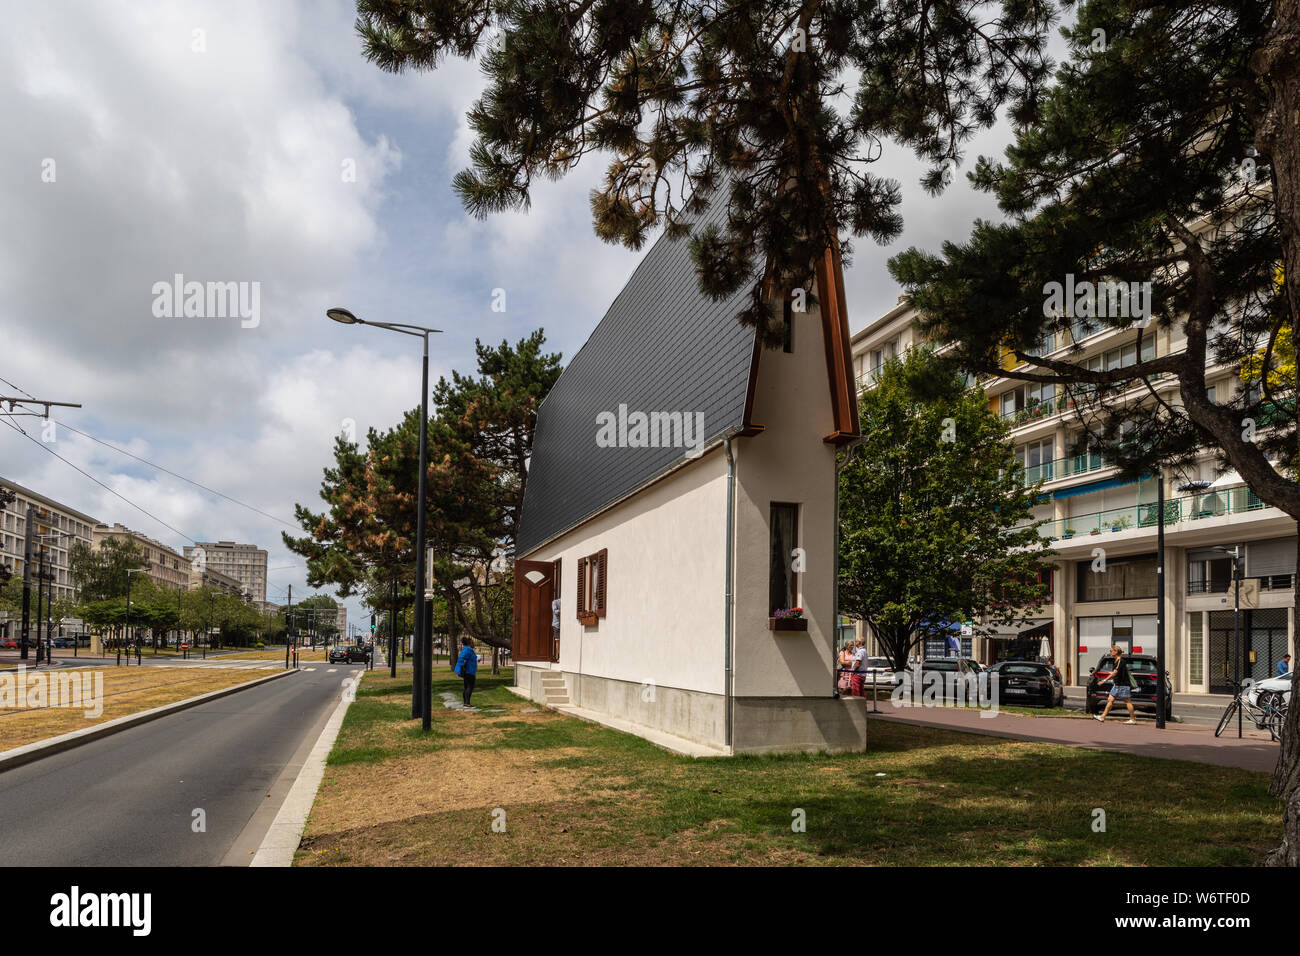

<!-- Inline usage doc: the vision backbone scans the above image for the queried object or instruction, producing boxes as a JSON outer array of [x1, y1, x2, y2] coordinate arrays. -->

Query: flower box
[[769, 617, 809, 631], [577, 611, 598, 626]]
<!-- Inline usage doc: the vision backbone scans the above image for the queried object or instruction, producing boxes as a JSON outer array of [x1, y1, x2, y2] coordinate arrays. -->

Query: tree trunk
[[1252, 0, 1300, 866]]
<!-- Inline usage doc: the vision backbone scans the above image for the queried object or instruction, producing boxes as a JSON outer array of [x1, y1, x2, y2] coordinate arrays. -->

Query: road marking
[[327, 668, 337, 673]]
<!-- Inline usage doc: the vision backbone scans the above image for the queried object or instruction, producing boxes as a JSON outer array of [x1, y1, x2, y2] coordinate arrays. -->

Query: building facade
[[183, 541, 267, 603], [1, 476, 99, 608], [849, 303, 1297, 693], [92, 523, 190, 592], [188, 565, 246, 598]]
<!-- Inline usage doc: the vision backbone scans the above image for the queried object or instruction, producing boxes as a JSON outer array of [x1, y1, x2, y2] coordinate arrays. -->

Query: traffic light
[[370, 614, 376, 632]]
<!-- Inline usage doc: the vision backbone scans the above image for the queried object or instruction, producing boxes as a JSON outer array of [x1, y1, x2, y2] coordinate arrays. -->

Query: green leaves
[[355, 0, 1056, 347], [839, 348, 1054, 668]]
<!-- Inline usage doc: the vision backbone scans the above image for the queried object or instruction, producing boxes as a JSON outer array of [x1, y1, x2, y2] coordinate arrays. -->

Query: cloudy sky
[[1, 0, 1035, 629]]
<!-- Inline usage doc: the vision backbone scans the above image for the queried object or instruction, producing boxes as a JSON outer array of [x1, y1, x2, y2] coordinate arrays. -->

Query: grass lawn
[[0, 667, 274, 751], [210, 648, 331, 663], [295, 668, 1281, 867]]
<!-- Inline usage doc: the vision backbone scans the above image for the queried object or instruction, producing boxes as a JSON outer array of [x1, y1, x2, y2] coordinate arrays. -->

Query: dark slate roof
[[517, 197, 759, 556]]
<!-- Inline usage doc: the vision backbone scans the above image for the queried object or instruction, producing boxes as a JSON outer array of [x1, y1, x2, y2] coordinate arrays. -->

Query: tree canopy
[[839, 348, 1054, 669]]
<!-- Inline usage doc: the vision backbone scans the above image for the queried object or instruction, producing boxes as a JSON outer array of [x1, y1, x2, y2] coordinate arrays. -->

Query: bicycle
[[1215, 679, 1289, 740]]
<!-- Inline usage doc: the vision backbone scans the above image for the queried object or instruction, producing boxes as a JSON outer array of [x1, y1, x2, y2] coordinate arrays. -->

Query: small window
[[769, 503, 799, 614], [575, 549, 607, 620]]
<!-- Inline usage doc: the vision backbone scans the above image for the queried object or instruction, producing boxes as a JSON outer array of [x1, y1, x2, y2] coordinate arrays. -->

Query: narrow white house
[[511, 198, 866, 755]]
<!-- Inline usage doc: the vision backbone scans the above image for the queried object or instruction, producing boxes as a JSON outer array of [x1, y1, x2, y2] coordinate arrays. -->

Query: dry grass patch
[[295, 668, 1282, 867], [0, 666, 273, 751]]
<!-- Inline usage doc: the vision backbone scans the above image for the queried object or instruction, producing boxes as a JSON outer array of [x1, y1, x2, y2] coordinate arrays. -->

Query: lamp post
[[1152, 478, 1214, 730], [125, 568, 149, 666], [1214, 544, 1244, 737], [327, 307, 442, 731]]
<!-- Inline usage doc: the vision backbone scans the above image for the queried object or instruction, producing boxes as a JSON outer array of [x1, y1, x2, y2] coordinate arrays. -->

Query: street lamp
[[327, 307, 443, 731], [1213, 544, 1245, 738], [1149, 478, 1215, 730]]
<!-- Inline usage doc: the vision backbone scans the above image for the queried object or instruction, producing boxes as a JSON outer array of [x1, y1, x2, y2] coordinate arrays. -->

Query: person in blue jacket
[[454, 636, 478, 706], [1279, 653, 1292, 677]]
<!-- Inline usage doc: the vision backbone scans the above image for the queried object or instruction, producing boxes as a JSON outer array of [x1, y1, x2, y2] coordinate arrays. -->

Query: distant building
[[93, 523, 190, 592], [0, 476, 99, 608], [335, 604, 347, 639], [188, 565, 246, 598], [183, 541, 267, 603]]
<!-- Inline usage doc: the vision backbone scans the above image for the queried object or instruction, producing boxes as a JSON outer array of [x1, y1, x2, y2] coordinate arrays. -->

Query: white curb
[[250, 672, 361, 866]]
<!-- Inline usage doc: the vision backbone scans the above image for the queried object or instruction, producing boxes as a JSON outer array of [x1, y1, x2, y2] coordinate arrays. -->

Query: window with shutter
[[595, 549, 607, 617], [576, 556, 587, 619]]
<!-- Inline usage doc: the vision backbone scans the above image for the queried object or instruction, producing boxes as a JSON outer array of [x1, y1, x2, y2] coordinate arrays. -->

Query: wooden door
[[513, 560, 554, 662]]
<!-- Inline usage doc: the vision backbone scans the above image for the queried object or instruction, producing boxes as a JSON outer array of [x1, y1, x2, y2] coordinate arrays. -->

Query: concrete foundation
[[514, 664, 868, 755]]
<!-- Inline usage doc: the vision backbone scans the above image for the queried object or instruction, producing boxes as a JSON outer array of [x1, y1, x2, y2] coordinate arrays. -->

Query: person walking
[[1094, 645, 1138, 724], [850, 638, 870, 698], [454, 636, 478, 707], [1277, 653, 1292, 677]]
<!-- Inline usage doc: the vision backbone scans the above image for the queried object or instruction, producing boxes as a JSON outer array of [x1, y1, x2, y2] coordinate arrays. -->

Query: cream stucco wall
[[528, 448, 730, 696], [732, 304, 840, 698]]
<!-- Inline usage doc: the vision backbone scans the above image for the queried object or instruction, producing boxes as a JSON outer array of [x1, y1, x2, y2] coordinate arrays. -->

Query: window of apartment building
[[1016, 438, 1055, 478], [769, 503, 799, 614], [1187, 549, 1237, 594], [1001, 381, 1056, 418], [1077, 553, 1157, 601], [1081, 337, 1156, 377], [867, 340, 898, 379]]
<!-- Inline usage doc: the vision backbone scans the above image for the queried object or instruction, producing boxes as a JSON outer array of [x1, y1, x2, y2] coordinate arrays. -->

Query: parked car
[[859, 657, 900, 686], [961, 658, 986, 674], [328, 646, 351, 664], [988, 660, 1064, 707], [1084, 653, 1173, 719], [346, 644, 369, 663], [0, 636, 17, 650], [51, 636, 77, 648], [912, 658, 979, 699]]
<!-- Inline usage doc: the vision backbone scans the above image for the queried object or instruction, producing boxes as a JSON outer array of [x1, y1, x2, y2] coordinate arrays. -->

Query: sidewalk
[[875, 703, 1283, 774]]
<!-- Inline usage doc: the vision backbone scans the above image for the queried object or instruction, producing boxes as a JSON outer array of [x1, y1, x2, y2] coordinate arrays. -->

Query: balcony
[[1044, 484, 1267, 540], [1188, 574, 1294, 595], [1020, 450, 1111, 487]]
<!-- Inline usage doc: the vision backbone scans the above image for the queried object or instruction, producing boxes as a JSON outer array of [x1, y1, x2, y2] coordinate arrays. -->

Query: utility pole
[[20, 507, 34, 660]]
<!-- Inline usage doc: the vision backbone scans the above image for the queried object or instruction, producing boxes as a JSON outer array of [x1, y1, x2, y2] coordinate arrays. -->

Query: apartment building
[[187, 564, 246, 598], [183, 540, 267, 604], [0, 476, 99, 607], [92, 523, 191, 592], [849, 302, 1296, 695]]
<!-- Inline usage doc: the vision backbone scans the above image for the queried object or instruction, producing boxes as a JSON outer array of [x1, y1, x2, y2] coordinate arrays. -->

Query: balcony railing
[[1043, 484, 1267, 540], [1021, 450, 1110, 486], [1188, 574, 1294, 594]]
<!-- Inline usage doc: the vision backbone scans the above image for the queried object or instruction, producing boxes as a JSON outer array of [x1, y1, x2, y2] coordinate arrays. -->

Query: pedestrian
[[1278, 653, 1292, 677], [837, 641, 855, 695], [1094, 645, 1138, 724], [454, 636, 478, 707], [850, 638, 869, 698]]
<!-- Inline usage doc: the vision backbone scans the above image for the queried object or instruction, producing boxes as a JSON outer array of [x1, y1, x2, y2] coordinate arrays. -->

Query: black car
[[328, 646, 350, 664], [988, 660, 1064, 707], [1084, 653, 1173, 719], [346, 644, 369, 663]]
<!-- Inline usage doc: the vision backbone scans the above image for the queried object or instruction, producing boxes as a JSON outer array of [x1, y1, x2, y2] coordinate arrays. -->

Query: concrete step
[[546, 696, 570, 705]]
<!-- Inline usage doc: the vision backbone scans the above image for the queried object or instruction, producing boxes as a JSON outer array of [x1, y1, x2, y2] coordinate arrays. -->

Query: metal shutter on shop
[[1248, 538, 1296, 578]]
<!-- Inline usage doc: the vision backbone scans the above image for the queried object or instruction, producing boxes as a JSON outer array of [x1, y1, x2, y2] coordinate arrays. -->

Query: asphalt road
[[0, 660, 369, 866]]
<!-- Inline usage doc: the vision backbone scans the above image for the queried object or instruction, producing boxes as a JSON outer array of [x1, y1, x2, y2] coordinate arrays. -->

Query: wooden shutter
[[595, 549, 607, 617], [576, 556, 587, 617]]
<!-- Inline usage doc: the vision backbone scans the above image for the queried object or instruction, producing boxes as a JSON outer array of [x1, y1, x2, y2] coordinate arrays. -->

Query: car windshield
[[924, 661, 957, 671], [867, 658, 891, 668], [1001, 664, 1047, 676]]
